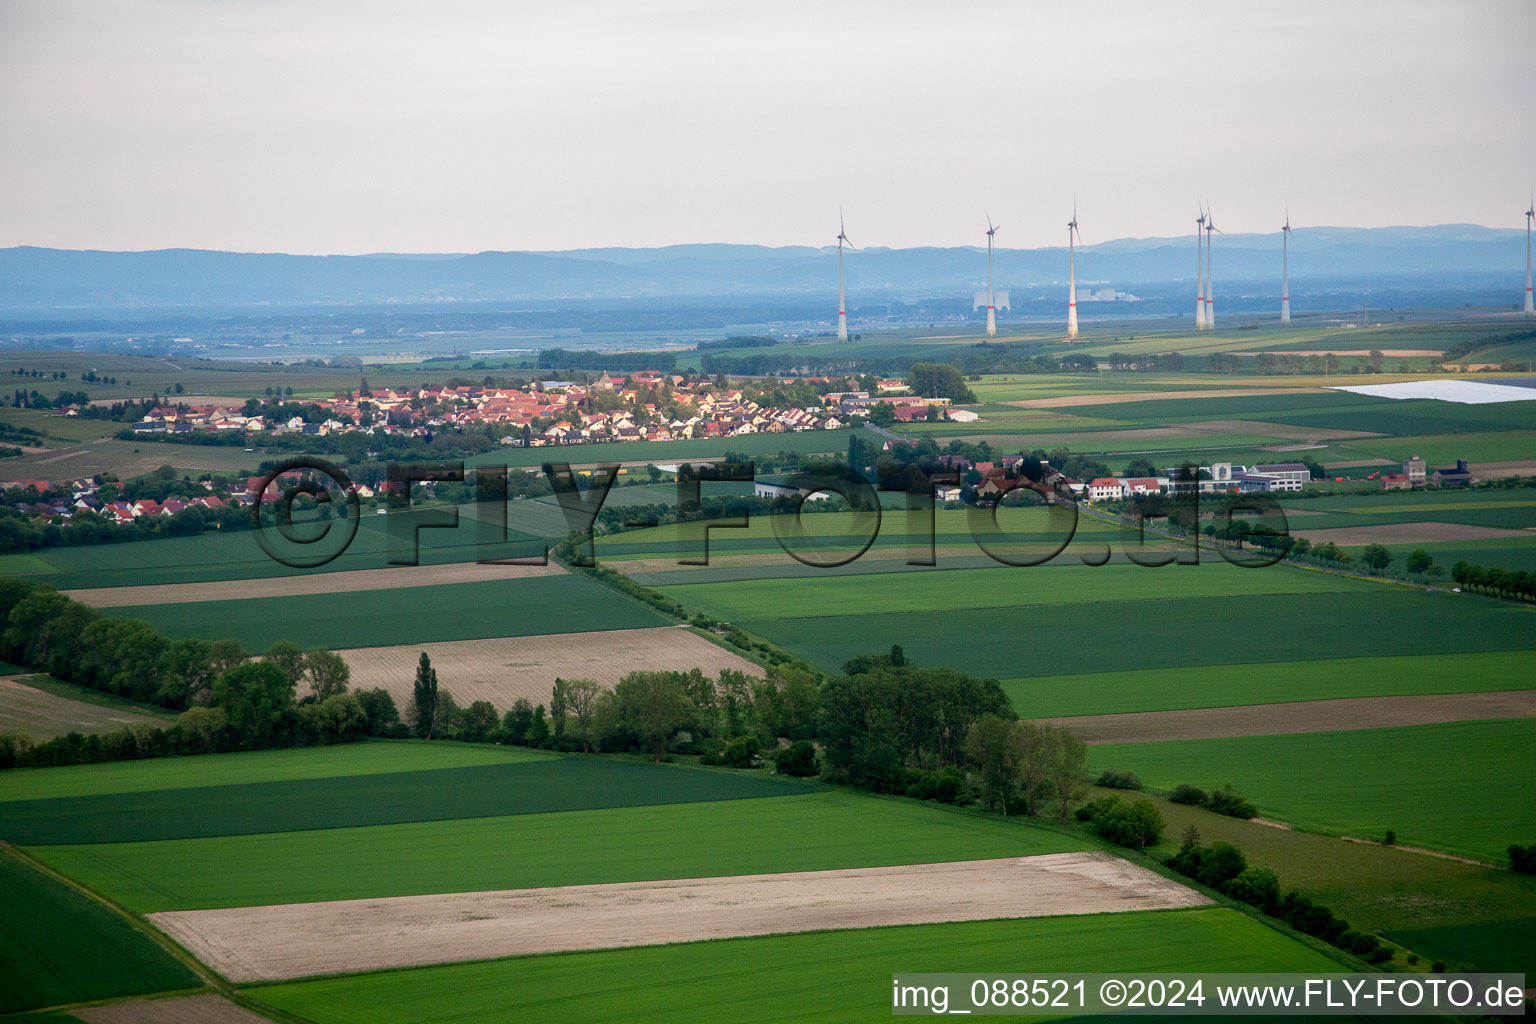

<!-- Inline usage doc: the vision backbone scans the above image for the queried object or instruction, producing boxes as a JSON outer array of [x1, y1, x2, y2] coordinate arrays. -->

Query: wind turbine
[[1526, 189, 1534, 317], [836, 209, 854, 341], [985, 212, 999, 338], [1204, 202, 1220, 330], [1066, 200, 1081, 340], [1281, 204, 1294, 325], [1195, 204, 1207, 330]]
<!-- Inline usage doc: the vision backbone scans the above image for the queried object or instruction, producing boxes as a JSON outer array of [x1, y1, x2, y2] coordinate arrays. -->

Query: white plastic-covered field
[[1330, 380, 1536, 404], [149, 853, 1209, 981]]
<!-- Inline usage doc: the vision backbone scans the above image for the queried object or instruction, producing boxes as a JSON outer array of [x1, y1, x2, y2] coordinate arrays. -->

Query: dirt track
[[75, 994, 271, 1024], [1291, 522, 1532, 546], [66, 561, 565, 608], [1041, 690, 1536, 744], [148, 853, 1209, 982], [340, 626, 762, 708], [1007, 388, 1323, 409]]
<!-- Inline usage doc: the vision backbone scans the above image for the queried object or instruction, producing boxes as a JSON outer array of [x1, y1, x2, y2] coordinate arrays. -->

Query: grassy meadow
[[1087, 718, 1536, 862]]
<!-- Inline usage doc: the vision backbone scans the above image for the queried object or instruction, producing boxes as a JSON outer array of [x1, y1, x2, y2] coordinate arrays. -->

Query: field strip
[[1472, 460, 1536, 478], [1004, 387, 1324, 409], [1287, 522, 1533, 545], [147, 852, 1209, 982], [1042, 690, 1536, 744], [0, 675, 167, 739], [1177, 419, 1386, 442], [65, 561, 566, 607], [339, 626, 762, 708], [75, 993, 271, 1024]]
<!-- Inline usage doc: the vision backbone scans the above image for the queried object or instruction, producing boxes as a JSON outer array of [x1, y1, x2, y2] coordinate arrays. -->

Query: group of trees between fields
[[395, 644, 1097, 824], [0, 579, 408, 768]]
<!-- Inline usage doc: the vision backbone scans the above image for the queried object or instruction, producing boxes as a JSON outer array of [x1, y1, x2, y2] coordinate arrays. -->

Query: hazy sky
[[2, 0, 1533, 254]]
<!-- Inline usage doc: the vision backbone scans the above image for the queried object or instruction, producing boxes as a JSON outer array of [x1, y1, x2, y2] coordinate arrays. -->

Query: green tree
[[302, 649, 351, 702], [176, 705, 227, 750], [410, 651, 439, 739], [1361, 543, 1393, 574], [159, 638, 215, 708], [211, 661, 293, 737], [460, 699, 499, 742], [263, 640, 306, 689], [615, 670, 694, 762], [1046, 726, 1089, 823], [906, 362, 976, 402], [867, 401, 896, 426], [964, 713, 1021, 814], [1406, 549, 1433, 576], [562, 679, 604, 752], [209, 639, 248, 674], [526, 703, 550, 746]]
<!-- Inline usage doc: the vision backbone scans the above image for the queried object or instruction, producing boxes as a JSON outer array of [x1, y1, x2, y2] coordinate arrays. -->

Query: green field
[[1077, 784, 1536, 950], [656, 560, 1371, 622], [1383, 918, 1536, 975], [12, 504, 563, 590], [31, 790, 1086, 912], [1087, 719, 1536, 861], [102, 572, 669, 649], [0, 739, 547, 802], [249, 908, 1346, 1024], [2, 756, 809, 845], [1004, 650, 1536, 717], [729, 590, 1536, 680], [0, 849, 200, 1014]]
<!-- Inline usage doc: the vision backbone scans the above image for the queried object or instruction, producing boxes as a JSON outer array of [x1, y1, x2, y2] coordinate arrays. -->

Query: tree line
[[0, 579, 404, 769]]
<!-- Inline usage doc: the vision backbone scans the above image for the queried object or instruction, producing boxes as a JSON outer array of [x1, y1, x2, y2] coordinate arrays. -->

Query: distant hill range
[[1, 225, 1527, 309]]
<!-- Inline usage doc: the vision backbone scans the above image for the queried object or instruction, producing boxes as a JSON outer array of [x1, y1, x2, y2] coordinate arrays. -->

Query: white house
[[1087, 477, 1125, 501]]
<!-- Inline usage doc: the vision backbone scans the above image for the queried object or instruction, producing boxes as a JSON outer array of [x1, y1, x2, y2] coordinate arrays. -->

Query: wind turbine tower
[[985, 213, 999, 338], [1066, 202, 1081, 340], [1195, 205, 1207, 330], [1526, 190, 1534, 317], [836, 210, 853, 341], [1281, 204, 1294, 325], [1204, 203, 1220, 330]]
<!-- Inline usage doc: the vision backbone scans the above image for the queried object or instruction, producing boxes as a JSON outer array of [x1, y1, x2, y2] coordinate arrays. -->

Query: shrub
[[1509, 843, 1536, 874], [1195, 841, 1247, 889], [721, 734, 763, 769], [1091, 796, 1165, 850], [1383, 829, 1396, 846], [1207, 784, 1257, 819], [1363, 947, 1393, 964], [1169, 783, 1208, 805], [1337, 931, 1379, 956], [1223, 866, 1281, 912], [907, 766, 964, 804], [1074, 804, 1096, 822], [1096, 768, 1142, 790], [771, 739, 819, 778]]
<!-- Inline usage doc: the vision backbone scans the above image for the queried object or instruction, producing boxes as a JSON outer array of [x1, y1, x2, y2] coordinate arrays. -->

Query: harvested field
[[65, 560, 565, 607], [340, 627, 762, 709], [1473, 460, 1536, 478], [1006, 388, 1322, 409], [75, 994, 272, 1024], [149, 852, 1208, 982], [1043, 690, 1536, 744], [1290, 522, 1534, 545], [0, 676, 168, 740]]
